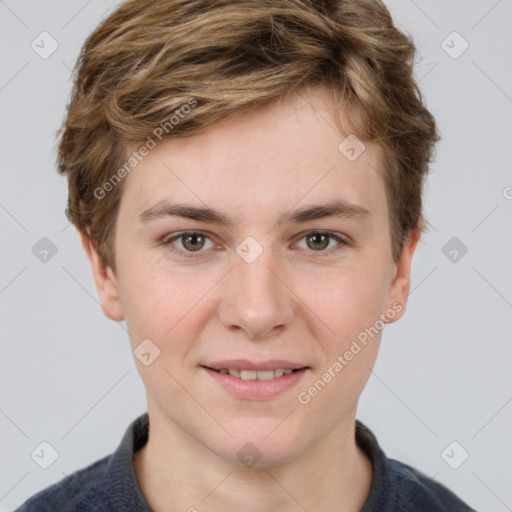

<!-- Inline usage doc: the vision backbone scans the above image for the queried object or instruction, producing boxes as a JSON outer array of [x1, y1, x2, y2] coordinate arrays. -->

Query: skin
[[81, 85, 419, 512]]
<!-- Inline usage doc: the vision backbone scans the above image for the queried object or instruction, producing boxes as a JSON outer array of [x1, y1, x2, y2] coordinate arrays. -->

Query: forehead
[[120, 87, 386, 224]]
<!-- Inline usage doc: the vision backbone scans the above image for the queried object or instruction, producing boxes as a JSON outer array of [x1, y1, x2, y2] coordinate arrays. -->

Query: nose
[[217, 243, 296, 339]]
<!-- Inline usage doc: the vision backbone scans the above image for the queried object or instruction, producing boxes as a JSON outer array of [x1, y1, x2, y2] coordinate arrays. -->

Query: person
[[15, 0, 477, 510]]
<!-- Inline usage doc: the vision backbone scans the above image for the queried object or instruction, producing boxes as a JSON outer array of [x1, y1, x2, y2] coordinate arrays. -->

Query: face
[[82, 86, 417, 466]]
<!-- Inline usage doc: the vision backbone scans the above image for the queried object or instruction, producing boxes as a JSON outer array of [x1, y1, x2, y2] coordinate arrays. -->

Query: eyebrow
[[138, 199, 369, 228]]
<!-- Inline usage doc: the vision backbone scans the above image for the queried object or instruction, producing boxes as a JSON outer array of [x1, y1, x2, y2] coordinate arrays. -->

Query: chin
[[210, 426, 306, 468]]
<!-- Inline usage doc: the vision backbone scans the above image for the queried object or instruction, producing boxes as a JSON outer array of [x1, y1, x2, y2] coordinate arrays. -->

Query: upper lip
[[203, 359, 309, 371]]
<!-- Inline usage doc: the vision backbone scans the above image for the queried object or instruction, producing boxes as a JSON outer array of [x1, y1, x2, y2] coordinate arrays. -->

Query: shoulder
[[13, 413, 150, 512], [387, 458, 476, 511], [355, 420, 476, 512], [13, 454, 111, 512]]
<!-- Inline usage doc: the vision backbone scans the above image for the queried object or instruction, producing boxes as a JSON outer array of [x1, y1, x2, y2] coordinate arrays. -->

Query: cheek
[[294, 267, 388, 426], [118, 259, 221, 357], [299, 258, 390, 395], [120, 246, 392, 350], [119, 267, 210, 396], [308, 260, 391, 343]]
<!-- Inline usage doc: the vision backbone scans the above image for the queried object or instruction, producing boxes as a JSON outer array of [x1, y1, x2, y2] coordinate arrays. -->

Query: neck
[[134, 401, 373, 512]]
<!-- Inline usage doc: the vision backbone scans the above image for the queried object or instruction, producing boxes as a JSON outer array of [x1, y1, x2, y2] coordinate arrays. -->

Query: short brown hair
[[57, 0, 439, 270]]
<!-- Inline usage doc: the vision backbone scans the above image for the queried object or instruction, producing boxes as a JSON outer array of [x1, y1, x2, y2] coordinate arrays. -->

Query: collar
[[104, 413, 386, 511]]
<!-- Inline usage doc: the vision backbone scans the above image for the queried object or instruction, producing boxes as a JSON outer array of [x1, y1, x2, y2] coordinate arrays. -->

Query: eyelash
[[160, 230, 348, 259]]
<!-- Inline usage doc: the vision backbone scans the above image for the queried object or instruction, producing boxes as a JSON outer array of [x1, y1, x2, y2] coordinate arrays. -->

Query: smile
[[202, 365, 309, 400], [211, 368, 296, 380]]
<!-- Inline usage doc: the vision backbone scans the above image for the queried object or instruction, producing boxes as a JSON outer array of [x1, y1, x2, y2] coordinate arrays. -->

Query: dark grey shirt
[[14, 413, 477, 511]]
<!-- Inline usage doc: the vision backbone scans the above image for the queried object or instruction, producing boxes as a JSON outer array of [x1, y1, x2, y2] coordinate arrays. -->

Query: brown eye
[[181, 233, 206, 252], [295, 231, 347, 258], [305, 233, 330, 251], [162, 231, 214, 258]]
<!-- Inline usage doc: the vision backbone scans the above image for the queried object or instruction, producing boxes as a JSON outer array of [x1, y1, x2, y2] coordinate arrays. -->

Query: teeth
[[241, 369, 258, 380], [216, 368, 298, 380]]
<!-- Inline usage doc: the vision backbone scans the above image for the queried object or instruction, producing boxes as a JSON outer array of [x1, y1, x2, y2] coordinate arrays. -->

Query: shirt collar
[[105, 412, 153, 511], [104, 413, 387, 511], [355, 419, 395, 510]]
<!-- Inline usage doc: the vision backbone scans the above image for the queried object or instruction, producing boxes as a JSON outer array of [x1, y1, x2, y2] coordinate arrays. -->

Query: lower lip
[[202, 367, 309, 400]]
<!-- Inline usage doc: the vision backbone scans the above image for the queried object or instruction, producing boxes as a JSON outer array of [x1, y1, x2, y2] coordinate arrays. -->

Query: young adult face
[[82, 86, 417, 467]]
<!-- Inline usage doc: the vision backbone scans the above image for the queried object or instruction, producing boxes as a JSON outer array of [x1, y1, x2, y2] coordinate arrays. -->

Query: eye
[[162, 231, 215, 258], [161, 230, 348, 259], [294, 231, 347, 257]]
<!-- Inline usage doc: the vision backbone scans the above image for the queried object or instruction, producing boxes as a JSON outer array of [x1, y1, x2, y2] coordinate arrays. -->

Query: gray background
[[1, 1, 511, 510]]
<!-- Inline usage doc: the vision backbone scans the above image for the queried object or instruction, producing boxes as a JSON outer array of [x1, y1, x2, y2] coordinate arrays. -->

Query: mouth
[[203, 367, 304, 380], [200, 361, 310, 400]]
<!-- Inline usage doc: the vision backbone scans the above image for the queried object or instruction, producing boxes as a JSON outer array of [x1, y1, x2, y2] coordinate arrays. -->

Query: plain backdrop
[[1, 1, 511, 511]]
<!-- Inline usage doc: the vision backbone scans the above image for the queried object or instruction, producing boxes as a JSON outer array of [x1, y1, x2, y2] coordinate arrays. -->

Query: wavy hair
[[56, 0, 439, 269]]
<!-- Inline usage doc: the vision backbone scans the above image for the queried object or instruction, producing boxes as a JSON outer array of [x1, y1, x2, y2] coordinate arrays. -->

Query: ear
[[384, 229, 420, 323], [79, 230, 125, 321]]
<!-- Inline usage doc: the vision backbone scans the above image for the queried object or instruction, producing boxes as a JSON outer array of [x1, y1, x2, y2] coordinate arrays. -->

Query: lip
[[204, 359, 307, 371], [201, 365, 310, 400]]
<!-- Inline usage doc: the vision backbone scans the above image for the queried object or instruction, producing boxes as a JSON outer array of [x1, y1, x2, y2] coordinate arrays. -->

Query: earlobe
[[79, 230, 125, 322], [385, 229, 421, 323]]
